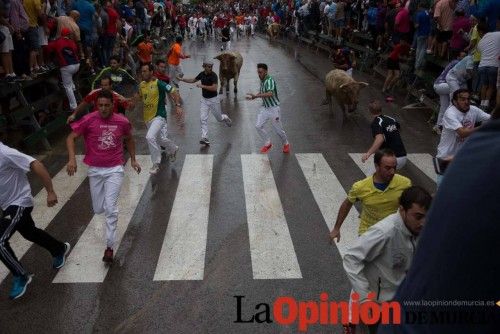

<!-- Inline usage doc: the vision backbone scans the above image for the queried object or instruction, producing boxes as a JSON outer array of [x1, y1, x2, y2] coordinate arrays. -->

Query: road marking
[[241, 154, 302, 279], [407, 153, 436, 182], [0, 156, 87, 284], [348, 153, 373, 176], [296, 153, 360, 256], [53, 156, 150, 283], [153, 154, 213, 281]]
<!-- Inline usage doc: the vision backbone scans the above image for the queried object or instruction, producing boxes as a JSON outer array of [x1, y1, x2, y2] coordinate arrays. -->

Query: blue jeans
[[415, 36, 428, 70], [102, 35, 116, 67]]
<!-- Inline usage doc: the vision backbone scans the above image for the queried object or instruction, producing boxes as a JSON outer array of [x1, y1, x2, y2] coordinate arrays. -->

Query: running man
[[136, 63, 181, 174], [67, 76, 131, 123], [246, 63, 290, 154], [0, 141, 70, 299], [167, 36, 190, 88], [66, 89, 141, 263], [92, 55, 138, 96], [177, 59, 232, 146]]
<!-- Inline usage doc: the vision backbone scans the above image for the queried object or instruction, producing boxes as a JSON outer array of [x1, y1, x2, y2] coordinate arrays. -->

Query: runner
[[136, 63, 181, 174], [92, 55, 138, 96], [246, 63, 290, 154], [177, 59, 232, 146], [66, 89, 141, 263], [0, 142, 70, 300], [167, 36, 190, 88], [67, 76, 130, 123]]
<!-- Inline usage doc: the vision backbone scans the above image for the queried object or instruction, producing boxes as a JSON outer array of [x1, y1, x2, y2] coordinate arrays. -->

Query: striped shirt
[[260, 75, 280, 107]]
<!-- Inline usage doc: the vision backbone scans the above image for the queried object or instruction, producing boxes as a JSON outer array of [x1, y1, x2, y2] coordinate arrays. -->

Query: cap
[[61, 27, 71, 37]]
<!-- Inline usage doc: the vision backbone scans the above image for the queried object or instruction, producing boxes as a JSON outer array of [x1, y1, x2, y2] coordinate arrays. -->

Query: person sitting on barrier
[[92, 55, 138, 96], [67, 76, 131, 123], [332, 47, 356, 77]]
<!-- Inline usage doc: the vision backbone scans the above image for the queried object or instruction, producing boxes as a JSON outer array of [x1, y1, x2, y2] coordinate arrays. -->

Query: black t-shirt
[[195, 71, 218, 99], [370, 115, 406, 157], [221, 27, 230, 42]]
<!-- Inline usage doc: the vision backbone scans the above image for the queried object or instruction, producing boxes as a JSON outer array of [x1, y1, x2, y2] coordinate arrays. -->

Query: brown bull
[[267, 23, 281, 40], [322, 69, 369, 114], [214, 51, 243, 95]]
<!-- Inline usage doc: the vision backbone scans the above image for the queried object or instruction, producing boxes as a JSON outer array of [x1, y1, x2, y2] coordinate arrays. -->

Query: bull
[[267, 23, 281, 40], [322, 69, 369, 114], [214, 51, 243, 95]]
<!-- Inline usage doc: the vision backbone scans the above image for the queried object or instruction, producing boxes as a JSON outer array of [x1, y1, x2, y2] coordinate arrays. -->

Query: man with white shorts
[[246, 63, 290, 154], [178, 59, 232, 146], [66, 89, 141, 263]]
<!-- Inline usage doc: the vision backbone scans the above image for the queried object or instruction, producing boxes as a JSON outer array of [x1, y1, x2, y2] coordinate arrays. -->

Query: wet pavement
[[0, 36, 438, 333]]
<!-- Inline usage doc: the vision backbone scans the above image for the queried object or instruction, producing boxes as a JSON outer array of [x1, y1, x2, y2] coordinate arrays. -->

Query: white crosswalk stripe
[[53, 155, 151, 283], [296, 153, 360, 256], [241, 154, 302, 279], [1, 152, 436, 284], [153, 154, 213, 281], [407, 153, 436, 182], [0, 156, 87, 284]]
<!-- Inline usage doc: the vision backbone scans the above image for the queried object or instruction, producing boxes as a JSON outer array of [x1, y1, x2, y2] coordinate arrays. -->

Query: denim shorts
[[478, 66, 498, 87], [26, 27, 40, 50]]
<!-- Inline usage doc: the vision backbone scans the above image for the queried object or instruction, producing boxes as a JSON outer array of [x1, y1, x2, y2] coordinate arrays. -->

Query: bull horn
[[339, 83, 348, 89], [357, 82, 369, 87]]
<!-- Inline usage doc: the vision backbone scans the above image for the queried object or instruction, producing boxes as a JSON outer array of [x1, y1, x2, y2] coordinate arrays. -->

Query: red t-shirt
[[154, 71, 170, 83], [46, 37, 79, 67], [106, 7, 119, 35], [84, 89, 129, 114]]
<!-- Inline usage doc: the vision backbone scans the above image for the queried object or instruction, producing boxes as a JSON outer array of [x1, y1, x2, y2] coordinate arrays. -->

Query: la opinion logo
[[234, 292, 401, 331]]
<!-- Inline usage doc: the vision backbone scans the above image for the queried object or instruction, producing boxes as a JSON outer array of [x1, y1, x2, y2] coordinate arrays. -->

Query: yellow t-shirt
[[23, 0, 42, 28], [470, 25, 481, 63], [139, 79, 174, 122], [347, 174, 412, 235]]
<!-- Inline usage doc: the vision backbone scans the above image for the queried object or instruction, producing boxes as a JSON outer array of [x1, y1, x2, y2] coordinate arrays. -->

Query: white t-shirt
[[436, 105, 491, 158], [0, 142, 35, 210], [477, 31, 500, 68]]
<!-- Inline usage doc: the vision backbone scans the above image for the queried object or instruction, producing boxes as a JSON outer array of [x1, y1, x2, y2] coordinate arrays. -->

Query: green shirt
[[260, 75, 280, 107]]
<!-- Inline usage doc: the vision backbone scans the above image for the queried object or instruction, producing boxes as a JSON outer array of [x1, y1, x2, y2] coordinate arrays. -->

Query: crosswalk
[[1, 152, 436, 284]]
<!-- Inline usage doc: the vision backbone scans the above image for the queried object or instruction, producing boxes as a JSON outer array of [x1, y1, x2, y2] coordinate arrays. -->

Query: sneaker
[[102, 247, 113, 263], [260, 143, 273, 153], [283, 143, 290, 154], [9, 274, 33, 300], [149, 163, 160, 175], [169, 146, 179, 162], [53, 242, 71, 269], [224, 116, 232, 127], [200, 138, 210, 146]]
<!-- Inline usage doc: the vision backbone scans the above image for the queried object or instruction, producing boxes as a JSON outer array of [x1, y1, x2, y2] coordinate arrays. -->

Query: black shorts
[[436, 30, 452, 43], [387, 58, 400, 71]]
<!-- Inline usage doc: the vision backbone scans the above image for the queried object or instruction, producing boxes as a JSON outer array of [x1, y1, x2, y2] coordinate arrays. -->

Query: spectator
[[394, 0, 410, 43], [477, 30, 500, 111], [72, 0, 95, 65], [464, 18, 486, 100], [46, 27, 80, 112], [326, 0, 337, 37], [449, 9, 471, 58], [23, 0, 44, 75], [433, 0, 457, 59], [8, 0, 30, 79], [0, 0, 16, 80], [382, 38, 409, 97], [334, 0, 345, 43], [103, 1, 118, 68], [414, 1, 431, 71]]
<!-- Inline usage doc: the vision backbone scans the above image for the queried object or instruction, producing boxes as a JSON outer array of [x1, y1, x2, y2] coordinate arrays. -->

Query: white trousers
[[255, 106, 289, 145], [200, 96, 228, 139], [88, 166, 124, 249], [60, 63, 80, 110], [433, 82, 450, 126], [222, 40, 231, 50], [445, 73, 466, 100], [146, 116, 177, 164], [168, 64, 183, 87]]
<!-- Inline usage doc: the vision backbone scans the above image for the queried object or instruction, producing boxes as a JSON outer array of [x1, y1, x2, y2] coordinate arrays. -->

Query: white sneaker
[[169, 146, 179, 162], [149, 163, 160, 175]]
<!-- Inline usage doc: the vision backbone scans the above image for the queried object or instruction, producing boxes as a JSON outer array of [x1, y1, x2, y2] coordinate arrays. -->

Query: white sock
[[484, 100, 489, 107]]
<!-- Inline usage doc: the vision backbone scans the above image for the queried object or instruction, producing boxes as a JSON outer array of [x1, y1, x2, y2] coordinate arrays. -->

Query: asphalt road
[[0, 35, 438, 333]]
